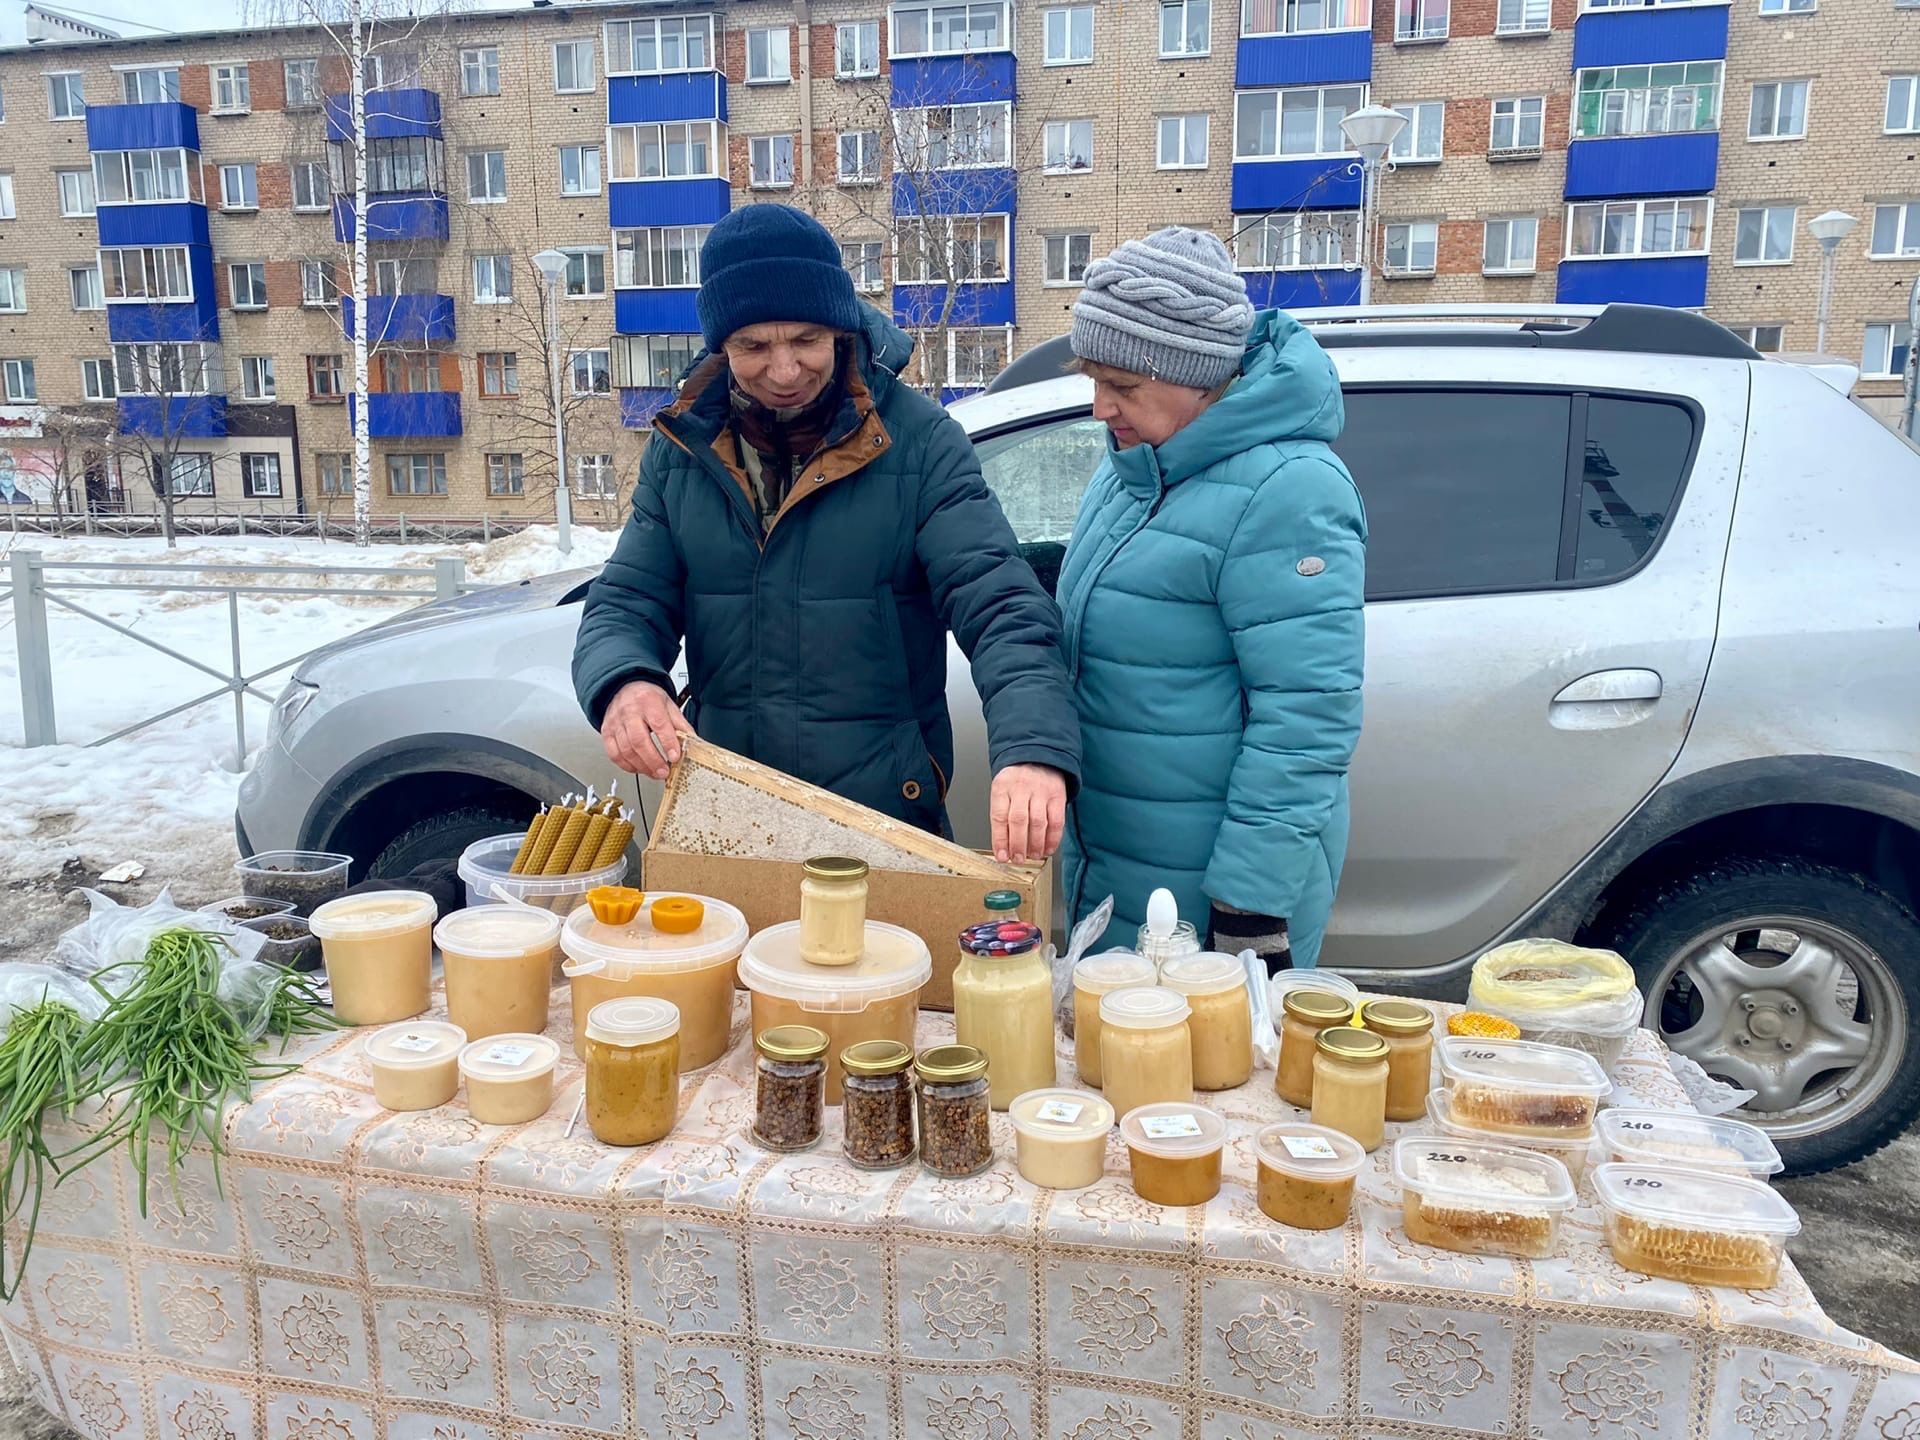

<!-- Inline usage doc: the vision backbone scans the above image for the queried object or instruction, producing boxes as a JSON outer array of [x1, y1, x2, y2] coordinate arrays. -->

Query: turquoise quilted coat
[[1056, 309, 1367, 967]]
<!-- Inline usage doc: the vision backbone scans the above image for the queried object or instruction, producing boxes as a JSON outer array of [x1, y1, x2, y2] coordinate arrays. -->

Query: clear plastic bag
[[52, 887, 267, 982], [1241, 949, 1280, 1071], [0, 964, 108, 1030], [1469, 939, 1643, 1072], [1053, 895, 1115, 1040]]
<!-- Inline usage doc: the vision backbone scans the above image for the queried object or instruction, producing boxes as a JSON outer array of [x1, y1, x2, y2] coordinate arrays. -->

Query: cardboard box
[[640, 737, 1052, 1010]]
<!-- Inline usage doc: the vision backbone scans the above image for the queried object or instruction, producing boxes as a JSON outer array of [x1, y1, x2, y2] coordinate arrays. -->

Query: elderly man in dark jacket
[[571, 204, 1080, 862]]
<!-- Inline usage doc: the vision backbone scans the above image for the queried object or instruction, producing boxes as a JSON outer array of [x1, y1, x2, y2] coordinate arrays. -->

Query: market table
[[4, 990, 1916, 1440]]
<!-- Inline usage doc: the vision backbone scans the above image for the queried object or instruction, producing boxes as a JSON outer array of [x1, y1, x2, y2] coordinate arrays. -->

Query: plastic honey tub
[[559, 894, 747, 1070], [435, 904, 561, 1040]]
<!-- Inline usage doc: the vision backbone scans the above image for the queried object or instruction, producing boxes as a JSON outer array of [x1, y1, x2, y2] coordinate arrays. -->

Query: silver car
[[238, 303, 1920, 1175]]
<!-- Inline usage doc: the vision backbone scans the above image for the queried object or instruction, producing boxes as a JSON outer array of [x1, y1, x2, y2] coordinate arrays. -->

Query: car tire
[[368, 802, 533, 882], [1598, 855, 1920, 1177]]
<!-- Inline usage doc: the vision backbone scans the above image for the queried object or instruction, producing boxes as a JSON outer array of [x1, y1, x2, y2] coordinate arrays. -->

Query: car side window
[[1574, 395, 1694, 582], [974, 415, 1110, 545]]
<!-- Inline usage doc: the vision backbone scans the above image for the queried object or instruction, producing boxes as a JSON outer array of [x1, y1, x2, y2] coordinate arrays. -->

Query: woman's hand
[[600, 680, 693, 780], [990, 764, 1068, 864]]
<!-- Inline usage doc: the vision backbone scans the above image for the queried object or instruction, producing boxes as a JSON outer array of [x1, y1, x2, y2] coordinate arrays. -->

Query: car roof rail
[[983, 302, 1759, 395]]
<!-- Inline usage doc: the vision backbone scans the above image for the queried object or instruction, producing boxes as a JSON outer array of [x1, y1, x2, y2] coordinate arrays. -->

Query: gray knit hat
[[1071, 227, 1256, 391]]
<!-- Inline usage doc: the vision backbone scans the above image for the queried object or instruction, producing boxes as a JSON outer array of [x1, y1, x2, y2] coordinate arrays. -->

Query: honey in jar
[[799, 856, 869, 967], [1277, 990, 1355, 1109], [1361, 999, 1436, 1123], [1070, 951, 1156, 1088], [1098, 987, 1193, 1123], [952, 917, 1055, 1110], [1310, 1025, 1390, 1152], [583, 997, 681, 1147], [1157, 951, 1252, 1091]]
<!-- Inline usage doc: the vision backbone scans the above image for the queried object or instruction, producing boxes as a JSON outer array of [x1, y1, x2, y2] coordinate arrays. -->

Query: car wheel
[[1600, 856, 1920, 1176], [368, 801, 534, 881]]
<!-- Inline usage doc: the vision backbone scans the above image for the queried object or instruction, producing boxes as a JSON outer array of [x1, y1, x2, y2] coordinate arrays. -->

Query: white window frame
[[1390, 101, 1444, 165], [604, 15, 715, 77], [80, 357, 115, 401], [561, 246, 607, 298], [57, 168, 96, 217], [1395, 0, 1449, 42], [240, 355, 276, 402], [1863, 322, 1910, 379], [93, 148, 200, 206], [284, 59, 319, 109], [835, 21, 881, 77], [1240, 0, 1367, 38], [211, 63, 250, 114], [1157, 113, 1209, 169], [1758, 0, 1814, 12], [241, 453, 282, 498], [560, 144, 602, 196], [1482, 216, 1538, 274], [1233, 84, 1368, 162], [554, 39, 596, 94], [292, 160, 329, 212], [167, 453, 214, 497], [473, 253, 514, 303], [613, 333, 701, 388], [47, 71, 84, 121], [486, 452, 525, 497], [1043, 118, 1094, 174], [1043, 5, 1094, 65], [749, 134, 796, 189], [460, 46, 501, 97], [746, 27, 792, 83], [607, 121, 726, 181], [0, 268, 22, 314], [941, 328, 1010, 389], [1564, 196, 1714, 259], [1496, 0, 1552, 32], [1, 359, 35, 402], [101, 246, 192, 303], [0, 174, 15, 221], [1160, 0, 1211, 55], [1043, 231, 1092, 286], [219, 162, 259, 212], [1733, 204, 1795, 265], [117, 65, 179, 105], [577, 454, 617, 497], [841, 239, 885, 293], [112, 342, 219, 397], [1731, 323, 1784, 353], [614, 225, 710, 287], [893, 213, 1011, 284], [887, 1, 1011, 59], [1383, 220, 1439, 276], [1490, 95, 1546, 153], [1748, 79, 1810, 141], [570, 347, 612, 395], [838, 130, 882, 184], [1889, 76, 1920, 135], [892, 102, 1011, 170], [299, 259, 337, 307], [1233, 211, 1359, 270], [68, 263, 104, 311], [229, 260, 268, 309], [1574, 62, 1723, 138], [1870, 202, 1920, 259], [466, 150, 508, 203]]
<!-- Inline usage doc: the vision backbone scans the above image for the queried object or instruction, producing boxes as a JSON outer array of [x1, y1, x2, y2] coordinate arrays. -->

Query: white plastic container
[[1159, 951, 1253, 1091], [1254, 1122, 1367, 1230], [308, 890, 438, 1026], [366, 1021, 467, 1111], [1120, 1102, 1227, 1206], [198, 895, 296, 923], [559, 895, 749, 1069], [435, 904, 562, 1040], [1393, 1134, 1577, 1258], [1593, 1163, 1801, 1289], [232, 850, 352, 917], [457, 832, 629, 913], [1008, 1088, 1115, 1190], [1595, 1109, 1784, 1179], [1436, 1036, 1611, 1138], [1425, 1088, 1596, 1182], [1070, 951, 1157, 1088], [458, 1033, 561, 1126], [1269, 968, 1362, 1016]]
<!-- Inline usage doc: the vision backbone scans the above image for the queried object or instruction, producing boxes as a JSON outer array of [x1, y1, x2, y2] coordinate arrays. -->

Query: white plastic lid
[[737, 921, 932, 1013], [1118, 1102, 1226, 1159], [366, 1021, 466, 1069], [459, 832, 628, 890], [1392, 1135, 1576, 1212], [1269, 969, 1362, 1010], [1256, 1122, 1366, 1181], [457, 1032, 561, 1082], [1099, 986, 1190, 1030], [1423, 1088, 1596, 1158], [434, 904, 563, 958], [1592, 1163, 1801, 1237], [1158, 952, 1246, 997], [308, 890, 438, 940], [236, 850, 352, 875], [1436, 1036, 1611, 1099], [1596, 1109, 1784, 1178], [1008, 1087, 1115, 1141], [1072, 951, 1157, 996], [586, 996, 681, 1047], [559, 893, 749, 977]]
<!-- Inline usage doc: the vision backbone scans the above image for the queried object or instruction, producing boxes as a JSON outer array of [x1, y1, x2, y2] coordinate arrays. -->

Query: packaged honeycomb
[[1437, 1037, 1610, 1138], [1593, 1164, 1799, 1289], [1392, 1136, 1575, 1259], [1424, 1088, 1596, 1182], [1595, 1110, 1782, 1179], [1447, 1011, 1521, 1040]]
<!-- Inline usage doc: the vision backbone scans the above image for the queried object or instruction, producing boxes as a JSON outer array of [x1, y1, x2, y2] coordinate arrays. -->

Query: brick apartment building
[[0, 0, 1914, 519]]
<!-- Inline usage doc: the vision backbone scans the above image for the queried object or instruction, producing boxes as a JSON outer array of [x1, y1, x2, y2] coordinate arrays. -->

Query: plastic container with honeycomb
[[1447, 1011, 1522, 1041], [1593, 1163, 1800, 1288], [1424, 1088, 1596, 1182], [1392, 1135, 1576, 1259], [1595, 1110, 1783, 1179], [1436, 1037, 1610, 1138]]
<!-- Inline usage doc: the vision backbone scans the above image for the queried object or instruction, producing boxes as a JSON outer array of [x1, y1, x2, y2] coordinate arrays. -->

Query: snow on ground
[[0, 526, 617, 905]]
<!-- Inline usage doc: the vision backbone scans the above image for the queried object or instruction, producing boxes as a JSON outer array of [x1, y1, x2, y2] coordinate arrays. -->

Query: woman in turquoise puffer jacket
[[1056, 227, 1367, 969]]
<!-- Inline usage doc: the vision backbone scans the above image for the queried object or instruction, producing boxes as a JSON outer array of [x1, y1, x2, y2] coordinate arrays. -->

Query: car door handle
[[1549, 669, 1663, 730]]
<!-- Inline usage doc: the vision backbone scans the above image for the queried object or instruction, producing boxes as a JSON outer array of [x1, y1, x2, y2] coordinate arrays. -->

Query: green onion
[[0, 999, 86, 1300]]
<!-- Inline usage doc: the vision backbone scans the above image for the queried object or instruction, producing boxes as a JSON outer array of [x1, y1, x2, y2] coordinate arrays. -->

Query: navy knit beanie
[[696, 204, 864, 350]]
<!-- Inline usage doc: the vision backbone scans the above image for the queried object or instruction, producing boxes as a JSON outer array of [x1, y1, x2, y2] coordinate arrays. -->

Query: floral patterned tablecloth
[[3, 989, 1916, 1440]]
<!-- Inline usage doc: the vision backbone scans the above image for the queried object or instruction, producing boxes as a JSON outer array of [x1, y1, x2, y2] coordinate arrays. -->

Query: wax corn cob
[[507, 805, 550, 874], [588, 805, 636, 870], [521, 794, 575, 876], [542, 791, 596, 875]]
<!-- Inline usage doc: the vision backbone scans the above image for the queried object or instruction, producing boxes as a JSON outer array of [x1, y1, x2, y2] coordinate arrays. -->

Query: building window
[[1871, 202, 1920, 258], [0, 174, 15, 220], [292, 160, 329, 211], [220, 163, 258, 211], [241, 453, 282, 498], [1384, 222, 1438, 275], [750, 135, 795, 188], [1234, 84, 1366, 160], [1749, 80, 1809, 140], [69, 264, 103, 310], [473, 253, 514, 303], [1396, 0, 1448, 41], [354, 135, 447, 195], [1732, 324, 1784, 352], [1044, 5, 1094, 64], [466, 150, 508, 203], [0, 268, 27, 313], [102, 246, 192, 301], [1889, 76, 1920, 134], [893, 102, 1010, 168], [836, 21, 881, 77], [747, 27, 792, 82], [212, 63, 250, 113], [615, 225, 710, 287], [1161, 0, 1210, 53], [240, 355, 276, 401], [2, 358, 35, 402], [895, 214, 1009, 283], [120, 67, 179, 104], [570, 348, 612, 395], [386, 453, 448, 497], [1575, 63, 1721, 137], [1734, 205, 1795, 265], [1758, 0, 1813, 12], [81, 357, 116, 401], [362, 51, 423, 90], [1496, 0, 1551, 32], [613, 333, 700, 387], [555, 40, 595, 93], [167, 453, 214, 497], [1490, 95, 1546, 152], [605, 15, 715, 76], [1044, 232, 1092, 285], [47, 72, 84, 120], [889, 0, 1009, 57], [486, 453, 524, 496], [284, 58, 319, 109], [943, 329, 1009, 388], [1483, 216, 1537, 273], [460, 47, 501, 96], [1567, 196, 1712, 258], [1043, 119, 1094, 173], [317, 452, 351, 494], [839, 130, 881, 183], [608, 121, 723, 180], [113, 342, 218, 395], [560, 144, 601, 195], [91, 150, 196, 208], [841, 239, 885, 292], [1390, 102, 1444, 164], [1158, 113, 1209, 168], [375, 257, 433, 295], [1864, 323, 1912, 379], [577, 454, 617, 497], [57, 168, 96, 216], [300, 260, 337, 307], [307, 353, 344, 399], [561, 247, 607, 297], [1233, 210, 1357, 269], [479, 351, 519, 396], [229, 261, 268, 309], [1241, 0, 1365, 37]]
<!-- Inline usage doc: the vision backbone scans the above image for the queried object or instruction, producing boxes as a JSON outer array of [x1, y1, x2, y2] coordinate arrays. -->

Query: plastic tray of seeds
[[1592, 1163, 1800, 1289], [1424, 1088, 1596, 1182], [1393, 1134, 1576, 1259], [238, 914, 323, 972], [198, 895, 296, 924], [1435, 1036, 1610, 1138], [231, 851, 352, 917], [1595, 1109, 1783, 1179]]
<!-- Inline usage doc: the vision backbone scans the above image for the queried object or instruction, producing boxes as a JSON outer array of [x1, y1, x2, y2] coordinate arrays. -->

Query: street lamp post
[[1339, 104, 1409, 308], [1807, 210, 1858, 356], [532, 247, 573, 556]]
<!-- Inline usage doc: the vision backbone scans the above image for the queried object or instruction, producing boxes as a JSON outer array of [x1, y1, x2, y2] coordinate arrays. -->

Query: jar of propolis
[[1310, 1025, 1390, 1152], [1277, 990, 1355, 1109], [1361, 998, 1436, 1123]]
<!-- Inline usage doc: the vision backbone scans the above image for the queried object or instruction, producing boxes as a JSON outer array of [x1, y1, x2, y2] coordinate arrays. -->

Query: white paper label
[[1140, 1114, 1204, 1140], [1281, 1134, 1339, 1161], [481, 1042, 537, 1068], [1034, 1099, 1085, 1125], [387, 1033, 441, 1055]]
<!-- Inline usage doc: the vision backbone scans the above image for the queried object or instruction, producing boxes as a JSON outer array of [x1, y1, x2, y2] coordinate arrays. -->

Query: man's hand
[[990, 763, 1068, 865], [600, 680, 694, 780]]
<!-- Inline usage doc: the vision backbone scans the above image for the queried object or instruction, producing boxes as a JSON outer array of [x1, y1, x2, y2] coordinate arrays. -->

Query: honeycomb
[[1403, 1193, 1559, 1259], [1449, 1083, 1599, 1137], [1605, 1214, 1782, 1289]]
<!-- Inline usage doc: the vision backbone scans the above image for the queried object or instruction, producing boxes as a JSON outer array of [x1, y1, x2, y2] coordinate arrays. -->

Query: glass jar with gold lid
[[1361, 999, 1437, 1122], [799, 856, 869, 967], [1277, 990, 1355, 1109], [1310, 1026, 1390, 1152], [916, 1044, 994, 1178], [753, 1024, 829, 1152], [841, 1039, 917, 1170]]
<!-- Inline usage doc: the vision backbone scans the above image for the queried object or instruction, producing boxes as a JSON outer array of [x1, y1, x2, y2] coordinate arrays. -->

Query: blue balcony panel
[[1235, 31, 1372, 88], [96, 201, 210, 248], [1231, 158, 1361, 213], [85, 101, 199, 153], [341, 293, 457, 344], [609, 73, 728, 125], [1565, 132, 1719, 200], [324, 87, 443, 142], [1572, 5, 1729, 67], [889, 53, 1017, 108], [1556, 256, 1708, 308], [1242, 267, 1362, 310], [117, 394, 227, 438], [609, 178, 732, 228], [615, 288, 702, 334], [893, 281, 1015, 329], [621, 388, 678, 429], [892, 167, 1017, 218], [332, 193, 450, 244], [107, 297, 220, 344], [347, 392, 463, 439]]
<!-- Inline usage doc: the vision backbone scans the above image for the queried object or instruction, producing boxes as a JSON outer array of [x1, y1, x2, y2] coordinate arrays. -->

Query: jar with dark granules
[[915, 1044, 992, 1178], [752, 1025, 829, 1153], [841, 1040, 916, 1170]]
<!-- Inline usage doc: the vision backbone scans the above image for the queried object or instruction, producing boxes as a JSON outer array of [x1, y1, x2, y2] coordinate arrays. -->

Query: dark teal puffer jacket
[[572, 309, 1081, 831]]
